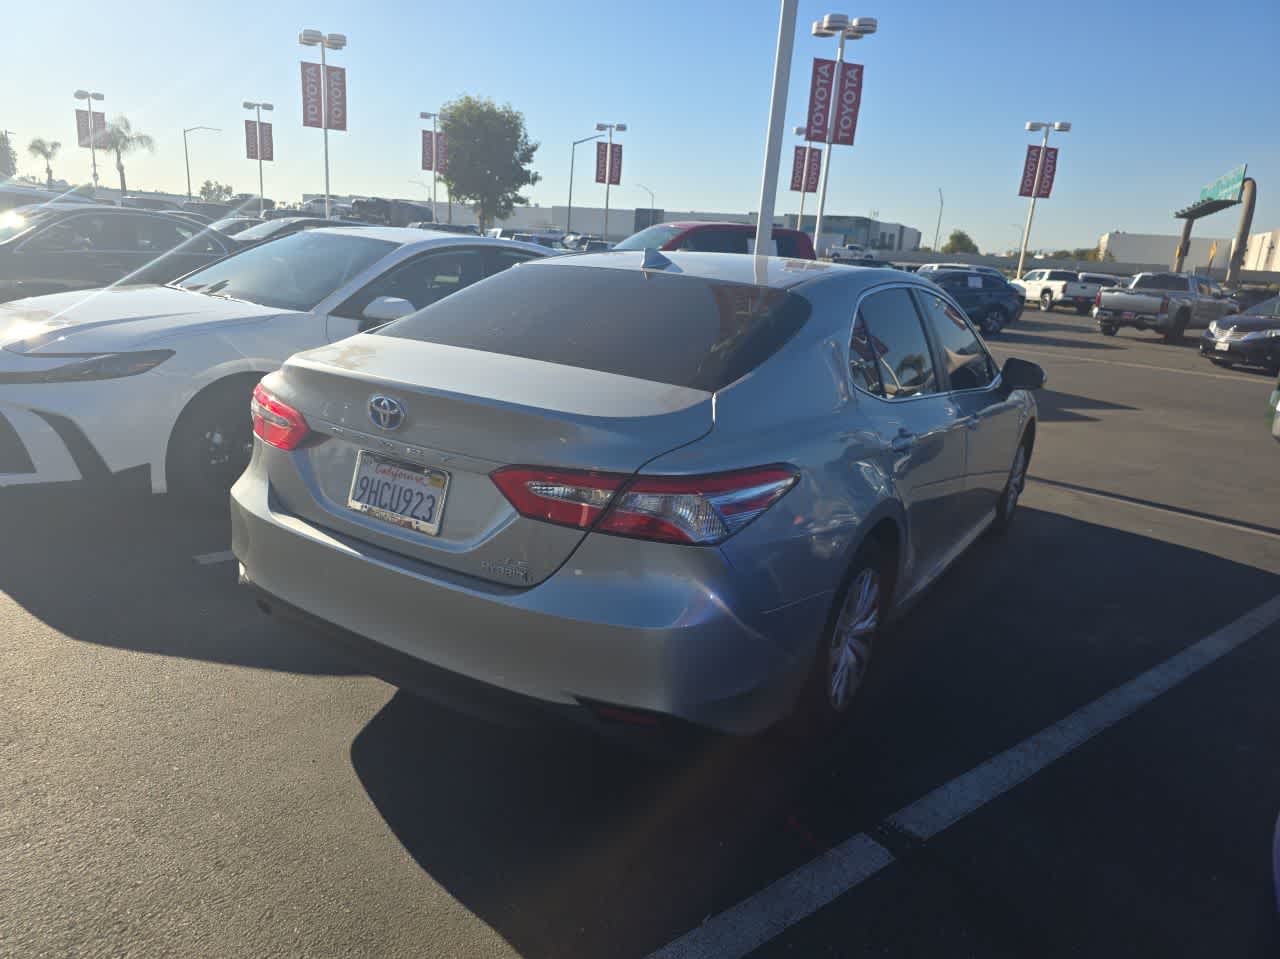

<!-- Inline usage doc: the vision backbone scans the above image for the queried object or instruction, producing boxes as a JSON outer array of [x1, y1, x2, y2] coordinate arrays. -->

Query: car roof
[[659, 220, 803, 234], [308, 226, 550, 255], [520, 249, 901, 292], [11, 202, 192, 219]]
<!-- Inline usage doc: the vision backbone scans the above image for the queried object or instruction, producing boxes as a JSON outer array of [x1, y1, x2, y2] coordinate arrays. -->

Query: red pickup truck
[[614, 221, 816, 259]]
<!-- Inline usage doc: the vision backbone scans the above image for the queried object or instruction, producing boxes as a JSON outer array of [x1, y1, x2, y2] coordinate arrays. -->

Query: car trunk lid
[[265, 335, 714, 586]]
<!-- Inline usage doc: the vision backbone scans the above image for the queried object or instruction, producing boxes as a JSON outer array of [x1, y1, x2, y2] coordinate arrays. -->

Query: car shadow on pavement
[[0, 486, 357, 675], [996, 330, 1122, 351], [349, 506, 1280, 959], [1031, 388, 1138, 423]]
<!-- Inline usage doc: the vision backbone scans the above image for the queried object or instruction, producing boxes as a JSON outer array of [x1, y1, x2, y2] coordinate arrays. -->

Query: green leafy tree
[[0, 133, 17, 179], [26, 138, 60, 187], [940, 229, 978, 254], [100, 116, 155, 197], [199, 179, 234, 202], [439, 95, 540, 232]]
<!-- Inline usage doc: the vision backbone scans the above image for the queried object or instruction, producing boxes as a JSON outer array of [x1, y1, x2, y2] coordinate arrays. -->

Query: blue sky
[[4, 0, 1276, 252]]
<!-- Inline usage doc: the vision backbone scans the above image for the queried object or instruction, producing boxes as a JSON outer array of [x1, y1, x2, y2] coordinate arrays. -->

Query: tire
[[1208, 357, 1233, 368], [989, 435, 1031, 536], [1162, 312, 1188, 344], [980, 307, 1007, 336], [1099, 324, 1117, 336], [166, 377, 260, 502], [1039, 290, 1053, 312], [791, 540, 891, 737]]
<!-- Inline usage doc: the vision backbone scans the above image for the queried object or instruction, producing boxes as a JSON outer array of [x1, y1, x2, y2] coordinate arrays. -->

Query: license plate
[[1121, 311, 1136, 320], [347, 451, 449, 536], [1215, 340, 1231, 351]]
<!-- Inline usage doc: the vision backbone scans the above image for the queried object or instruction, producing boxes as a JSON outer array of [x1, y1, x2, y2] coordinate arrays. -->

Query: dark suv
[[929, 270, 1024, 335], [615, 221, 816, 259]]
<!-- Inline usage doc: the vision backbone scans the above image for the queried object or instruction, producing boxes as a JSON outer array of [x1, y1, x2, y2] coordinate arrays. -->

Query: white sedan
[[0, 227, 548, 498]]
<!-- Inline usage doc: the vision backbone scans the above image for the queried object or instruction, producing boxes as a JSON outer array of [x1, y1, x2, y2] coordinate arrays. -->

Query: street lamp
[[811, 14, 878, 255], [74, 90, 104, 187], [635, 183, 656, 227], [595, 122, 626, 241], [933, 187, 943, 251], [566, 132, 604, 234], [1015, 119, 1071, 277], [419, 111, 441, 220], [298, 29, 347, 218], [242, 101, 273, 216], [182, 126, 221, 200]]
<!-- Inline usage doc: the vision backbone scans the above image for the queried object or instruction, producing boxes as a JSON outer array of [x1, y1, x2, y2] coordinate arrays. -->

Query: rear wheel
[[166, 378, 259, 502], [980, 307, 1007, 336], [1163, 312, 1189, 344], [1039, 291, 1053, 312], [791, 541, 889, 737]]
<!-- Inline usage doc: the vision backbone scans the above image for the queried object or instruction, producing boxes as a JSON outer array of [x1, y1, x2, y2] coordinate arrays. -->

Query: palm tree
[[100, 117, 155, 198], [27, 138, 62, 188]]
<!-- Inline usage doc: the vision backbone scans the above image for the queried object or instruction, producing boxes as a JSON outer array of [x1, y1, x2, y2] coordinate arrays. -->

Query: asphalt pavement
[[3, 306, 1278, 959]]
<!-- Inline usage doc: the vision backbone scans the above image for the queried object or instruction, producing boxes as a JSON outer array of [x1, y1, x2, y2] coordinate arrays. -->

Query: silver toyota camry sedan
[[231, 251, 1044, 736]]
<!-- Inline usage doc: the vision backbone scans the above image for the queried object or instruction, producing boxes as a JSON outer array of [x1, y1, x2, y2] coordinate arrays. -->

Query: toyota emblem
[[369, 395, 404, 431]]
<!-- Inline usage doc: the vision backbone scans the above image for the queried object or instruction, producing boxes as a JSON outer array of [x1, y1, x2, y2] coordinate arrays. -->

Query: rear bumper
[[230, 469, 830, 736], [1094, 308, 1171, 331]]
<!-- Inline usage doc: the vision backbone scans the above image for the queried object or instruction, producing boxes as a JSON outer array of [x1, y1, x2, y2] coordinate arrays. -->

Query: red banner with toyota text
[[75, 110, 106, 148], [436, 132, 447, 171], [804, 147, 820, 192], [608, 143, 622, 185], [1035, 146, 1058, 198], [1017, 145, 1040, 197], [421, 130, 433, 170], [805, 58, 837, 142], [325, 65, 346, 131], [595, 141, 608, 183], [790, 146, 806, 191], [259, 122, 273, 161], [301, 62, 323, 128], [245, 120, 259, 160], [831, 63, 864, 146], [790, 147, 820, 192]]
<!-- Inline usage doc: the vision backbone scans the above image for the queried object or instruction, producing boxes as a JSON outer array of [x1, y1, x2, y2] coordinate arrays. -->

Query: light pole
[[793, 125, 813, 231], [635, 183, 655, 227], [752, 0, 798, 262], [1016, 120, 1070, 278], [595, 122, 626, 241], [566, 132, 604, 233], [419, 111, 439, 219], [73, 90, 104, 187], [182, 126, 220, 200], [242, 101, 273, 216], [299, 28, 347, 218], [933, 188, 943, 251], [811, 14, 877, 256]]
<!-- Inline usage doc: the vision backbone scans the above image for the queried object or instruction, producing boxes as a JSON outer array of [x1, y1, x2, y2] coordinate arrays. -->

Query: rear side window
[[1048, 270, 1076, 281], [851, 288, 938, 399], [1133, 274, 1186, 291], [376, 264, 811, 392], [678, 228, 749, 254], [980, 275, 1007, 291], [914, 291, 996, 391]]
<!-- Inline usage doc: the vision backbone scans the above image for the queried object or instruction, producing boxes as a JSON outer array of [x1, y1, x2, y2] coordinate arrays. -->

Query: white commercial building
[[1098, 229, 1280, 273]]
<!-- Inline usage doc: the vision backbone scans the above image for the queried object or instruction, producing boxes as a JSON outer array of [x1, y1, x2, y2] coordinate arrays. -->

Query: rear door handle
[[890, 431, 916, 452]]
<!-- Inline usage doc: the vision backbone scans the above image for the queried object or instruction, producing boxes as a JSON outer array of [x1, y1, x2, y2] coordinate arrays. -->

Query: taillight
[[1160, 295, 1170, 314], [1094, 291, 1102, 308], [491, 465, 798, 545], [250, 383, 309, 450]]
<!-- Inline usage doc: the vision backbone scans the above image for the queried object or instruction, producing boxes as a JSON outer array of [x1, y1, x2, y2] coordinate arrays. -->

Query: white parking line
[[192, 550, 236, 565], [646, 592, 1280, 959], [994, 346, 1260, 383]]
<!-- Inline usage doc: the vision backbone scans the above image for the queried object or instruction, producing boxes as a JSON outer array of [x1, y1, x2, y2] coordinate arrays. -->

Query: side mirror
[[1001, 356, 1046, 391], [361, 296, 415, 324]]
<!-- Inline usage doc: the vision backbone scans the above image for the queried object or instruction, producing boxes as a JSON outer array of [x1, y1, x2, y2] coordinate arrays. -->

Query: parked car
[[230, 216, 362, 247], [180, 200, 235, 219], [829, 243, 874, 263], [929, 269, 1024, 334], [121, 196, 181, 211], [0, 228, 549, 497], [231, 250, 1044, 738], [1094, 273, 1235, 342], [0, 204, 235, 302], [167, 210, 214, 225], [1228, 286, 1277, 313], [0, 184, 104, 212], [407, 222, 480, 236], [208, 216, 264, 237], [1018, 268, 1097, 313], [614, 222, 816, 259], [917, 263, 1005, 278], [1199, 294, 1280, 375]]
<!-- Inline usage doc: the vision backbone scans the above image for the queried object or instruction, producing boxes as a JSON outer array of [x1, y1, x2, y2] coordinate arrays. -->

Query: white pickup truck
[[1017, 268, 1121, 314], [1093, 273, 1236, 342]]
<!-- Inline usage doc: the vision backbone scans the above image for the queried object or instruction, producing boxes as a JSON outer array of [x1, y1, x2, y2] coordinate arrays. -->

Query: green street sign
[[1199, 164, 1246, 204]]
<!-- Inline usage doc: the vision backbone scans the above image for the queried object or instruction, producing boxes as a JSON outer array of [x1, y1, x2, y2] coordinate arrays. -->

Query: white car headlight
[[1242, 328, 1280, 341], [1208, 321, 1219, 334], [0, 350, 175, 384]]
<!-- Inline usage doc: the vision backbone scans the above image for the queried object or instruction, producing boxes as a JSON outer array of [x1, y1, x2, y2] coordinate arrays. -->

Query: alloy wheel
[[828, 568, 880, 711]]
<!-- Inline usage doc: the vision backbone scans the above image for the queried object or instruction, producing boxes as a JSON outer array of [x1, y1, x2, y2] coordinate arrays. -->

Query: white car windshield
[[175, 231, 396, 311]]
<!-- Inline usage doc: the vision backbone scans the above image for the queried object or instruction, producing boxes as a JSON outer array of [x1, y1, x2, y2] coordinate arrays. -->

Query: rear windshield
[[613, 224, 684, 251], [376, 263, 812, 392], [1132, 274, 1187, 291]]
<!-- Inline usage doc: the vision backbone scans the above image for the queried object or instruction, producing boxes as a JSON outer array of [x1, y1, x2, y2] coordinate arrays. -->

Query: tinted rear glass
[[1133, 274, 1187, 291], [613, 224, 684, 251], [376, 263, 812, 391]]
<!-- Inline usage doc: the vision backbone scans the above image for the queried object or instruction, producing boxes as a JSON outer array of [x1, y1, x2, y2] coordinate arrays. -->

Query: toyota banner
[[301, 62, 347, 130], [421, 131, 447, 171], [595, 141, 608, 184], [245, 121, 274, 161], [831, 63, 864, 147], [790, 146, 821, 193], [608, 143, 622, 185], [805, 58, 837, 142], [1018, 145, 1060, 198], [1035, 146, 1058, 198], [74, 109, 106, 148]]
